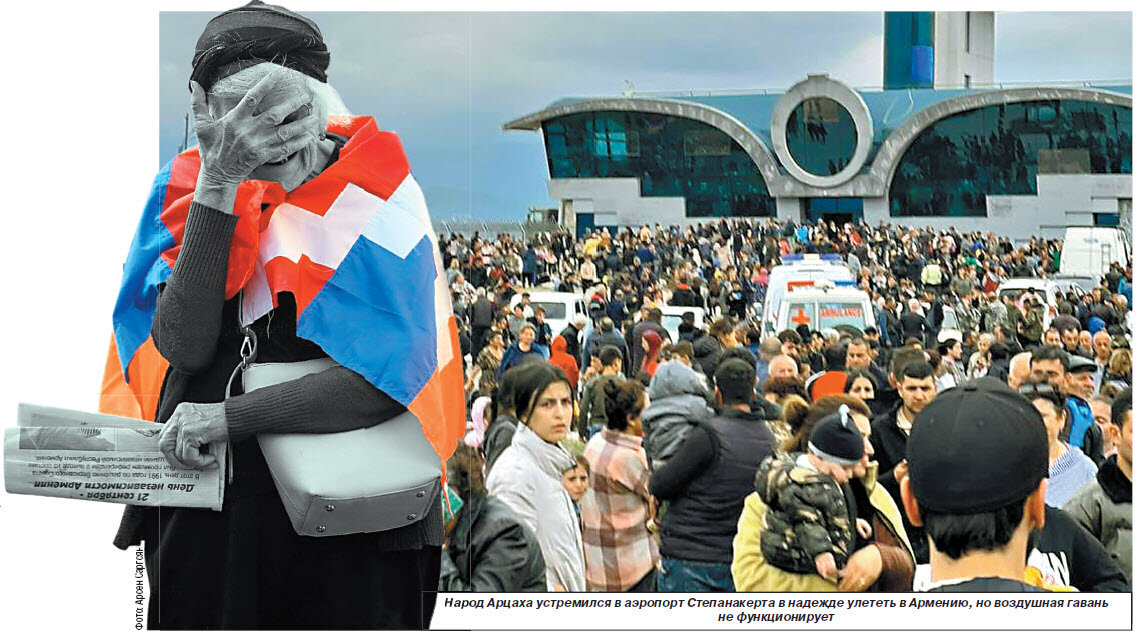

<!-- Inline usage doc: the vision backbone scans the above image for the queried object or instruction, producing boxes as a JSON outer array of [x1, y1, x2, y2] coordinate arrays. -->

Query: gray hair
[[208, 62, 352, 128]]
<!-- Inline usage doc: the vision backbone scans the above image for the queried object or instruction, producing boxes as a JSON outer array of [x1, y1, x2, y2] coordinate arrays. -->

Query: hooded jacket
[[548, 335, 579, 390], [485, 423, 585, 592], [732, 461, 915, 592], [1063, 455, 1133, 584], [692, 334, 723, 377], [650, 407, 776, 563], [559, 324, 583, 367], [641, 361, 713, 469], [754, 453, 856, 574]]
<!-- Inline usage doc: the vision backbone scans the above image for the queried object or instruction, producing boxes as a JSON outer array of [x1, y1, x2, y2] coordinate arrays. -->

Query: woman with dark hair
[[844, 370, 876, 400], [439, 442, 546, 592], [844, 369, 881, 415], [580, 379, 660, 592], [485, 362, 585, 591]]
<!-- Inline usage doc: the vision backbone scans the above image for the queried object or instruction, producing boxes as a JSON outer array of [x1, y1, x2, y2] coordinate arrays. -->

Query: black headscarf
[[190, 1, 329, 92]]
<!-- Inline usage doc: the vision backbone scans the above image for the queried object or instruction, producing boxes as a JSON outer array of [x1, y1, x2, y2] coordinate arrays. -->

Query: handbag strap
[[225, 291, 259, 401]]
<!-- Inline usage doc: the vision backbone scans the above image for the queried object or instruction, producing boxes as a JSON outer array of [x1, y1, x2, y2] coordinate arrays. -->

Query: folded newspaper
[[4, 404, 226, 510]]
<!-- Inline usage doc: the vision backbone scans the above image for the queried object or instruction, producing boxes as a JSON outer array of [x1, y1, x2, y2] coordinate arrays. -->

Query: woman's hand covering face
[[190, 70, 321, 189], [159, 401, 230, 470]]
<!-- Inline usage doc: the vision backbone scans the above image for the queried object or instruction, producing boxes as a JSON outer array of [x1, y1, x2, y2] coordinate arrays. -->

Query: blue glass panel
[[542, 111, 775, 218], [786, 97, 857, 176], [911, 45, 934, 86], [889, 100, 1132, 217]]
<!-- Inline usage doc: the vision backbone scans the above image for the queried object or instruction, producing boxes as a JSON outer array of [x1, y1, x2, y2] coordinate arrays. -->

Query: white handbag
[[239, 357, 442, 537]]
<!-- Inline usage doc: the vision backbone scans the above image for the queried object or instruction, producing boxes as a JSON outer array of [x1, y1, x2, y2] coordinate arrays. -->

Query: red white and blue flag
[[100, 116, 465, 464]]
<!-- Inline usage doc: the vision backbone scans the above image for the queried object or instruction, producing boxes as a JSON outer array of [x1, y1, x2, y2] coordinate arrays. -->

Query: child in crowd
[[755, 406, 873, 581]]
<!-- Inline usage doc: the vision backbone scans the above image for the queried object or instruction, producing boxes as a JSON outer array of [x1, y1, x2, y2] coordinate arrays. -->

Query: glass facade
[[786, 97, 858, 176], [805, 197, 864, 224], [890, 100, 1132, 217], [543, 111, 774, 218]]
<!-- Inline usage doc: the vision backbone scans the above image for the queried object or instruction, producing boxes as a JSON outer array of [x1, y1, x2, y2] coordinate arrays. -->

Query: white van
[[762, 254, 854, 336], [774, 284, 873, 336], [1059, 227, 1130, 278], [995, 278, 1062, 330], [509, 290, 586, 337], [659, 305, 705, 340]]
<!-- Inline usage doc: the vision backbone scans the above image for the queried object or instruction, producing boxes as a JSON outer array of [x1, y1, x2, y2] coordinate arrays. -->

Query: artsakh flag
[[99, 116, 465, 465]]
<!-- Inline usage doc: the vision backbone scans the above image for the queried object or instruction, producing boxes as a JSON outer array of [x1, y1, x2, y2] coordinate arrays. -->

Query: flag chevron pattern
[[101, 116, 464, 465]]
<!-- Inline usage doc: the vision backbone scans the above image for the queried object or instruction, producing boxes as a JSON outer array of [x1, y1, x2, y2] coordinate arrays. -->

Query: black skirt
[[140, 431, 440, 629], [129, 296, 441, 629]]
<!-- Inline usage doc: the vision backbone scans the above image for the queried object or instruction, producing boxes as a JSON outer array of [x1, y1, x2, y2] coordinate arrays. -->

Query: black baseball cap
[[907, 378, 1048, 514]]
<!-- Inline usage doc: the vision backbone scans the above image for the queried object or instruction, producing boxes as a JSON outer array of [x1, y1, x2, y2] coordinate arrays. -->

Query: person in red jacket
[[549, 334, 580, 392]]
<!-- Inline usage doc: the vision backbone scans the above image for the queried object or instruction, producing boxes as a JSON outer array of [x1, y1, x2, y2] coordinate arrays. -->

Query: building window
[[542, 111, 775, 218], [964, 74, 971, 88], [889, 100, 1132, 217], [785, 97, 858, 176], [1094, 212, 1121, 226]]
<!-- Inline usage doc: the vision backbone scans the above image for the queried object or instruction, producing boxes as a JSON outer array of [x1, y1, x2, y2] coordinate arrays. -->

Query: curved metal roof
[[504, 83, 1132, 197], [507, 83, 1132, 158]]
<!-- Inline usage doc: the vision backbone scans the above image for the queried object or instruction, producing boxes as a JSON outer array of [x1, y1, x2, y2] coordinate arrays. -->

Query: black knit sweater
[[114, 200, 442, 550]]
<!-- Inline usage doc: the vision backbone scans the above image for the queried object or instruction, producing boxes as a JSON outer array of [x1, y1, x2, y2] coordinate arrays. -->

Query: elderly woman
[[111, 3, 445, 629]]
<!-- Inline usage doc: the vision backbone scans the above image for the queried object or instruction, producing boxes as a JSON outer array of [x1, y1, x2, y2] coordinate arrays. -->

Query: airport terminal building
[[504, 13, 1132, 239]]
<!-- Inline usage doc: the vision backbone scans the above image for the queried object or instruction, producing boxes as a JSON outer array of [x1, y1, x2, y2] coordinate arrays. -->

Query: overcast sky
[[158, 11, 1133, 222]]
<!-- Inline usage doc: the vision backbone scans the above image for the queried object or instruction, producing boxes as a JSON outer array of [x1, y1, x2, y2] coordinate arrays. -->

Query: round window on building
[[785, 97, 858, 177]]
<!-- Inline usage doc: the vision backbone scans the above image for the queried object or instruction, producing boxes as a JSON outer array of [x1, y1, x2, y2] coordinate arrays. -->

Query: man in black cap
[[900, 378, 1051, 591], [1031, 347, 1103, 465]]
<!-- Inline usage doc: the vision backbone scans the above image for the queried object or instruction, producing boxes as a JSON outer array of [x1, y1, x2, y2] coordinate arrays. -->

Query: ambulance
[[772, 281, 874, 337], [761, 254, 855, 336]]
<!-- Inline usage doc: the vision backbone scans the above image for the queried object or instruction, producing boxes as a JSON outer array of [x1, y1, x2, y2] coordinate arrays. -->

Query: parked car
[[996, 278, 1065, 329], [509, 290, 585, 337]]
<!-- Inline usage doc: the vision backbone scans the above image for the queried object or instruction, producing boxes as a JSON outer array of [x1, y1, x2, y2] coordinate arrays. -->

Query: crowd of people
[[438, 218, 1132, 593]]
